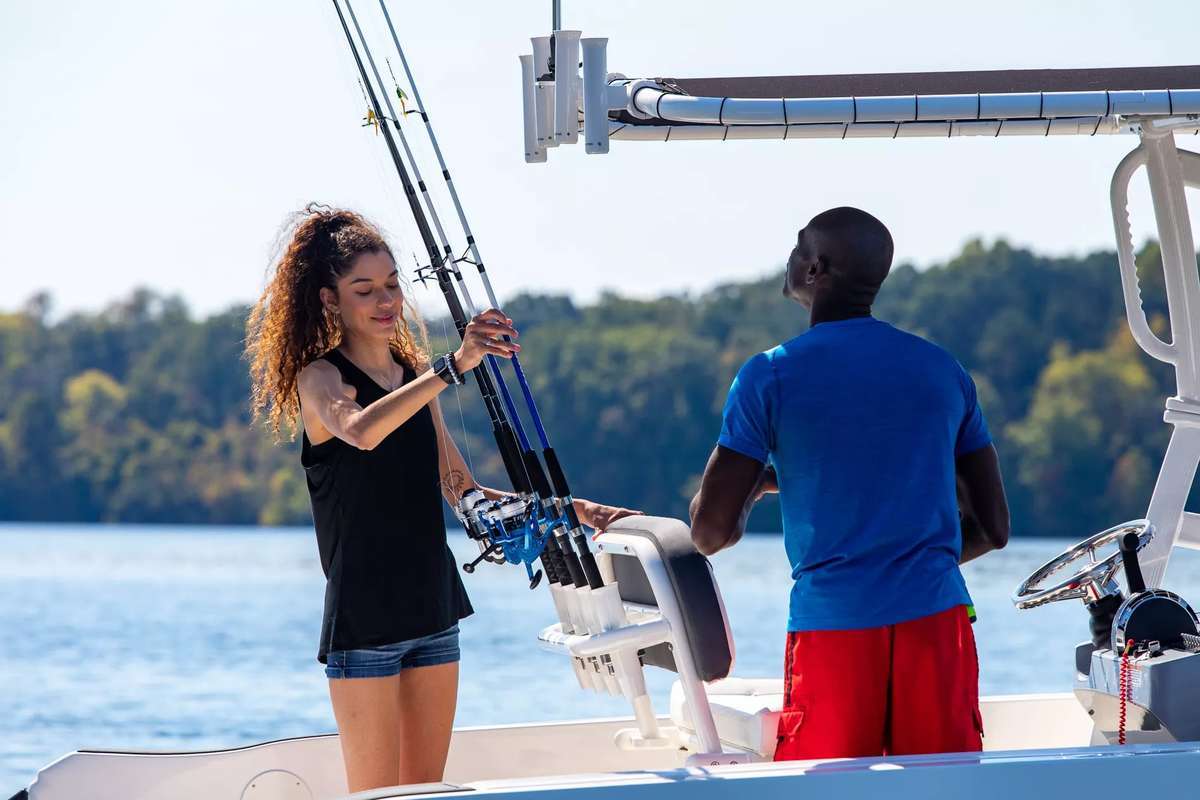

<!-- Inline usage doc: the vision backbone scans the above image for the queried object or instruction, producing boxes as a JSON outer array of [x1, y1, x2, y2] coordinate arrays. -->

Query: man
[[689, 207, 1010, 760]]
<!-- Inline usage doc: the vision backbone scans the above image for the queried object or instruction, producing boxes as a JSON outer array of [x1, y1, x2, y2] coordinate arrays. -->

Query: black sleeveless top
[[301, 349, 473, 663]]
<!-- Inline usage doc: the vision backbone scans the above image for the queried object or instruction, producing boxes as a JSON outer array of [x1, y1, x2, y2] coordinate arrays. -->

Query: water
[[3, 524, 1200, 790]]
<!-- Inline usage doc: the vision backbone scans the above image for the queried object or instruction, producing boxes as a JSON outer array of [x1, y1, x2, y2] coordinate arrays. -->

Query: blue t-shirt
[[718, 316, 991, 632]]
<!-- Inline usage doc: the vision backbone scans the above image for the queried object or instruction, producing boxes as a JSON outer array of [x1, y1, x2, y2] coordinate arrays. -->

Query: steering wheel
[[1013, 520, 1153, 610]]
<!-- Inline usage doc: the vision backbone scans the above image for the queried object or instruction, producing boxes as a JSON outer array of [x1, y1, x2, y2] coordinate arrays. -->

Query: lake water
[[4, 524, 1200, 790]]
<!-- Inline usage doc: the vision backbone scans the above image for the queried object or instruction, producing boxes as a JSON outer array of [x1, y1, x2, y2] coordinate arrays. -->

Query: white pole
[[1132, 132, 1200, 587], [1143, 132, 1200, 400]]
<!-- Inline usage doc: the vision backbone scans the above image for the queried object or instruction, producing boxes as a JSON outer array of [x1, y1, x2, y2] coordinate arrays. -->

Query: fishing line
[[377, 0, 604, 589], [441, 313, 476, 479], [344, 0, 543, 485]]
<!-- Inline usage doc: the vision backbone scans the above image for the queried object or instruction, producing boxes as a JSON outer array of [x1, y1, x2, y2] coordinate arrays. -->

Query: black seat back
[[607, 517, 733, 682]]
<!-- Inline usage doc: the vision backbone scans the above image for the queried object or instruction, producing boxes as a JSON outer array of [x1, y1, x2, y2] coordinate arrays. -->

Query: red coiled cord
[[1118, 639, 1135, 745]]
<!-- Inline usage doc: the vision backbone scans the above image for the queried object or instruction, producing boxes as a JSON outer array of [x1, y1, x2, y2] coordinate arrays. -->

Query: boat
[[14, 5, 1200, 799]]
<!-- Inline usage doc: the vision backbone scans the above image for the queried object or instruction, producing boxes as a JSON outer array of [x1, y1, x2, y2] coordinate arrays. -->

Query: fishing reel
[[455, 488, 553, 589]]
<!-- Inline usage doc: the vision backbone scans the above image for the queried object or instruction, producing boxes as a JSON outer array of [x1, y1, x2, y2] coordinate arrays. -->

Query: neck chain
[[340, 346, 401, 392], [365, 361, 401, 391]]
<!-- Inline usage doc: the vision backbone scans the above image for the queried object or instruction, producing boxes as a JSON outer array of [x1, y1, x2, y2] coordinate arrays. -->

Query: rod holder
[[553, 30, 582, 144], [536, 81, 557, 150], [531, 36, 556, 150], [582, 37, 610, 154], [519, 54, 546, 164]]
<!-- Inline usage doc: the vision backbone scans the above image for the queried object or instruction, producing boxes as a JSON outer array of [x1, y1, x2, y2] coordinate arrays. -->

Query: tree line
[[0, 240, 1186, 538]]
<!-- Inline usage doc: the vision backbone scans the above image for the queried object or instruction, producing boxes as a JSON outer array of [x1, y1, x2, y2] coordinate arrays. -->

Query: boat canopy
[[518, 35, 1200, 157], [608, 64, 1200, 142]]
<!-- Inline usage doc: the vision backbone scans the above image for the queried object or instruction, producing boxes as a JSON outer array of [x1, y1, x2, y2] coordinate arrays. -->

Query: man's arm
[[689, 445, 771, 556], [956, 444, 1010, 563]]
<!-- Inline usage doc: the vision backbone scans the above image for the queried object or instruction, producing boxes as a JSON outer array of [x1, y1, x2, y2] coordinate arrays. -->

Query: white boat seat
[[671, 682, 1098, 757], [669, 677, 783, 759]]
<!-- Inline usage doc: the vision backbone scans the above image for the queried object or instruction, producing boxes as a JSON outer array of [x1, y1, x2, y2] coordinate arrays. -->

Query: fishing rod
[[335, 0, 578, 590], [342, 0, 554, 510], [331, 0, 534, 519], [376, 0, 605, 591]]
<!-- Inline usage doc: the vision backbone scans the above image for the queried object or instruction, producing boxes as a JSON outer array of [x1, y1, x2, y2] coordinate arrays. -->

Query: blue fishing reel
[[456, 489, 559, 588]]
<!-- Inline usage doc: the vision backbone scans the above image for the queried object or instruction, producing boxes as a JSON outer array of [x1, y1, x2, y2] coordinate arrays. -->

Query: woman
[[246, 205, 637, 792]]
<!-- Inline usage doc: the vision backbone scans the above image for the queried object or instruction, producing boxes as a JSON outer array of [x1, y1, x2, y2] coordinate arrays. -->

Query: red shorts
[[774, 605, 982, 761]]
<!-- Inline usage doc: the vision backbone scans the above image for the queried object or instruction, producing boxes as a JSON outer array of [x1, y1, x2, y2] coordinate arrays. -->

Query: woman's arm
[[299, 361, 449, 451], [429, 397, 495, 504], [298, 310, 519, 451], [430, 400, 640, 529]]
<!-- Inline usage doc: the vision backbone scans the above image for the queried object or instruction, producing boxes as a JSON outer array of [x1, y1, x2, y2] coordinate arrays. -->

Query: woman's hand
[[454, 309, 520, 372], [574, 498, 642, 532]]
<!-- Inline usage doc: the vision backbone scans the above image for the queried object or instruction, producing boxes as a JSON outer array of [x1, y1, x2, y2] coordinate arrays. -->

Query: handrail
[[1109, 145, 1177, 364]]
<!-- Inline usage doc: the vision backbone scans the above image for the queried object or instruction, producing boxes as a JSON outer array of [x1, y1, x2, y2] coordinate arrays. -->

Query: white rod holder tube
[[536, 81, 557, 149], [520, 54, 546, 163], [531, 36, 557, 149], [553, 30, 581, 144], [550, 586, 589, 689], [531, 35, 552, 77], [581, 37, 610, 154]]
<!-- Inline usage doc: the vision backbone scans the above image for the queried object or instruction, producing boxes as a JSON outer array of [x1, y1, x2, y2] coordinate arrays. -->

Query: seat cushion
[[669, 677, 783, 758]]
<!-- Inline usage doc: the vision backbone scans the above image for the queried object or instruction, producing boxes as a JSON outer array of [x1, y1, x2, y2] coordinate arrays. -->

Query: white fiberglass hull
[[23, 691, 1200, 800]]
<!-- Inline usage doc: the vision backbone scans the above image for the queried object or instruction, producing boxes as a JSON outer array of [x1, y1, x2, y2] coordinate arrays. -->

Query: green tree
[[1007, 330, 1166, 538]]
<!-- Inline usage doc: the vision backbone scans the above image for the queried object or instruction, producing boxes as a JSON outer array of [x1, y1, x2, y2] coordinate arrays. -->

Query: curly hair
[[246, 204, 428, 437]]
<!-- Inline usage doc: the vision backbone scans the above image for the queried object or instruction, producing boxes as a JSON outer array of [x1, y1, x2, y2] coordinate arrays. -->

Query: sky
[[2, 0, 1199, 318]]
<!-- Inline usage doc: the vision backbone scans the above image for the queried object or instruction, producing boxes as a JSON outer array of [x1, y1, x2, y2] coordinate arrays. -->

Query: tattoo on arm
[[441, 468, 466, 501]]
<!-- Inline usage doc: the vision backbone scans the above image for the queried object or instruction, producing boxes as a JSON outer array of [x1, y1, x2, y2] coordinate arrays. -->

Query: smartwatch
[[433, 352, 464, 385]]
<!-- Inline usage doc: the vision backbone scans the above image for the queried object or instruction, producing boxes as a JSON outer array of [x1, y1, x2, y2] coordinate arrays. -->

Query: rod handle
[[493, 426, 530, 495], [555, 530, 587, 588], [541, 537, 564, 585], [544, 447, 572, 499], [523, 449, 553, 500], [573, 530, 605, 590]]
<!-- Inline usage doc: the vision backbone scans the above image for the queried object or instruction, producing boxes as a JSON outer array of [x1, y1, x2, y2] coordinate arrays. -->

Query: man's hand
[[574, 499, 641, 532]]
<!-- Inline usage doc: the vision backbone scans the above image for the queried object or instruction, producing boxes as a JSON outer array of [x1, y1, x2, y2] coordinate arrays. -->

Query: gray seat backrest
[[606, 517, 733, 682]]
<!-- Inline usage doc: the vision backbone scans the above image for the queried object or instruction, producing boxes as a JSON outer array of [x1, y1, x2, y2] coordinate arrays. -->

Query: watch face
[[433, 355, 447, 372]]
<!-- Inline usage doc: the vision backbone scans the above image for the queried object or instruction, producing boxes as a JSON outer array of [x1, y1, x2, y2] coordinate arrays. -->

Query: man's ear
[[811, 255, 835, 287]]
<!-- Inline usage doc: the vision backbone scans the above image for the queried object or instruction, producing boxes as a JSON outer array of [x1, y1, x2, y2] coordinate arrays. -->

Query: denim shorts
[[325, 624, 460, 679]]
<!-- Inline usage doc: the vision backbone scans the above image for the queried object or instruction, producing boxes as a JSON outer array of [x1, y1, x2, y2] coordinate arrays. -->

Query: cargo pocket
[[773, 707, 808, 762]]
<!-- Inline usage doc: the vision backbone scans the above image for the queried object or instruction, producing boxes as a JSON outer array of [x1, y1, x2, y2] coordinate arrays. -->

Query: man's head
[[784, 207, 894, 311]]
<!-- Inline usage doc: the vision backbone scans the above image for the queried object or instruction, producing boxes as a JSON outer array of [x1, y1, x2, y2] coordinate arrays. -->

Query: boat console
[[1015, 521, 1200, 744]]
